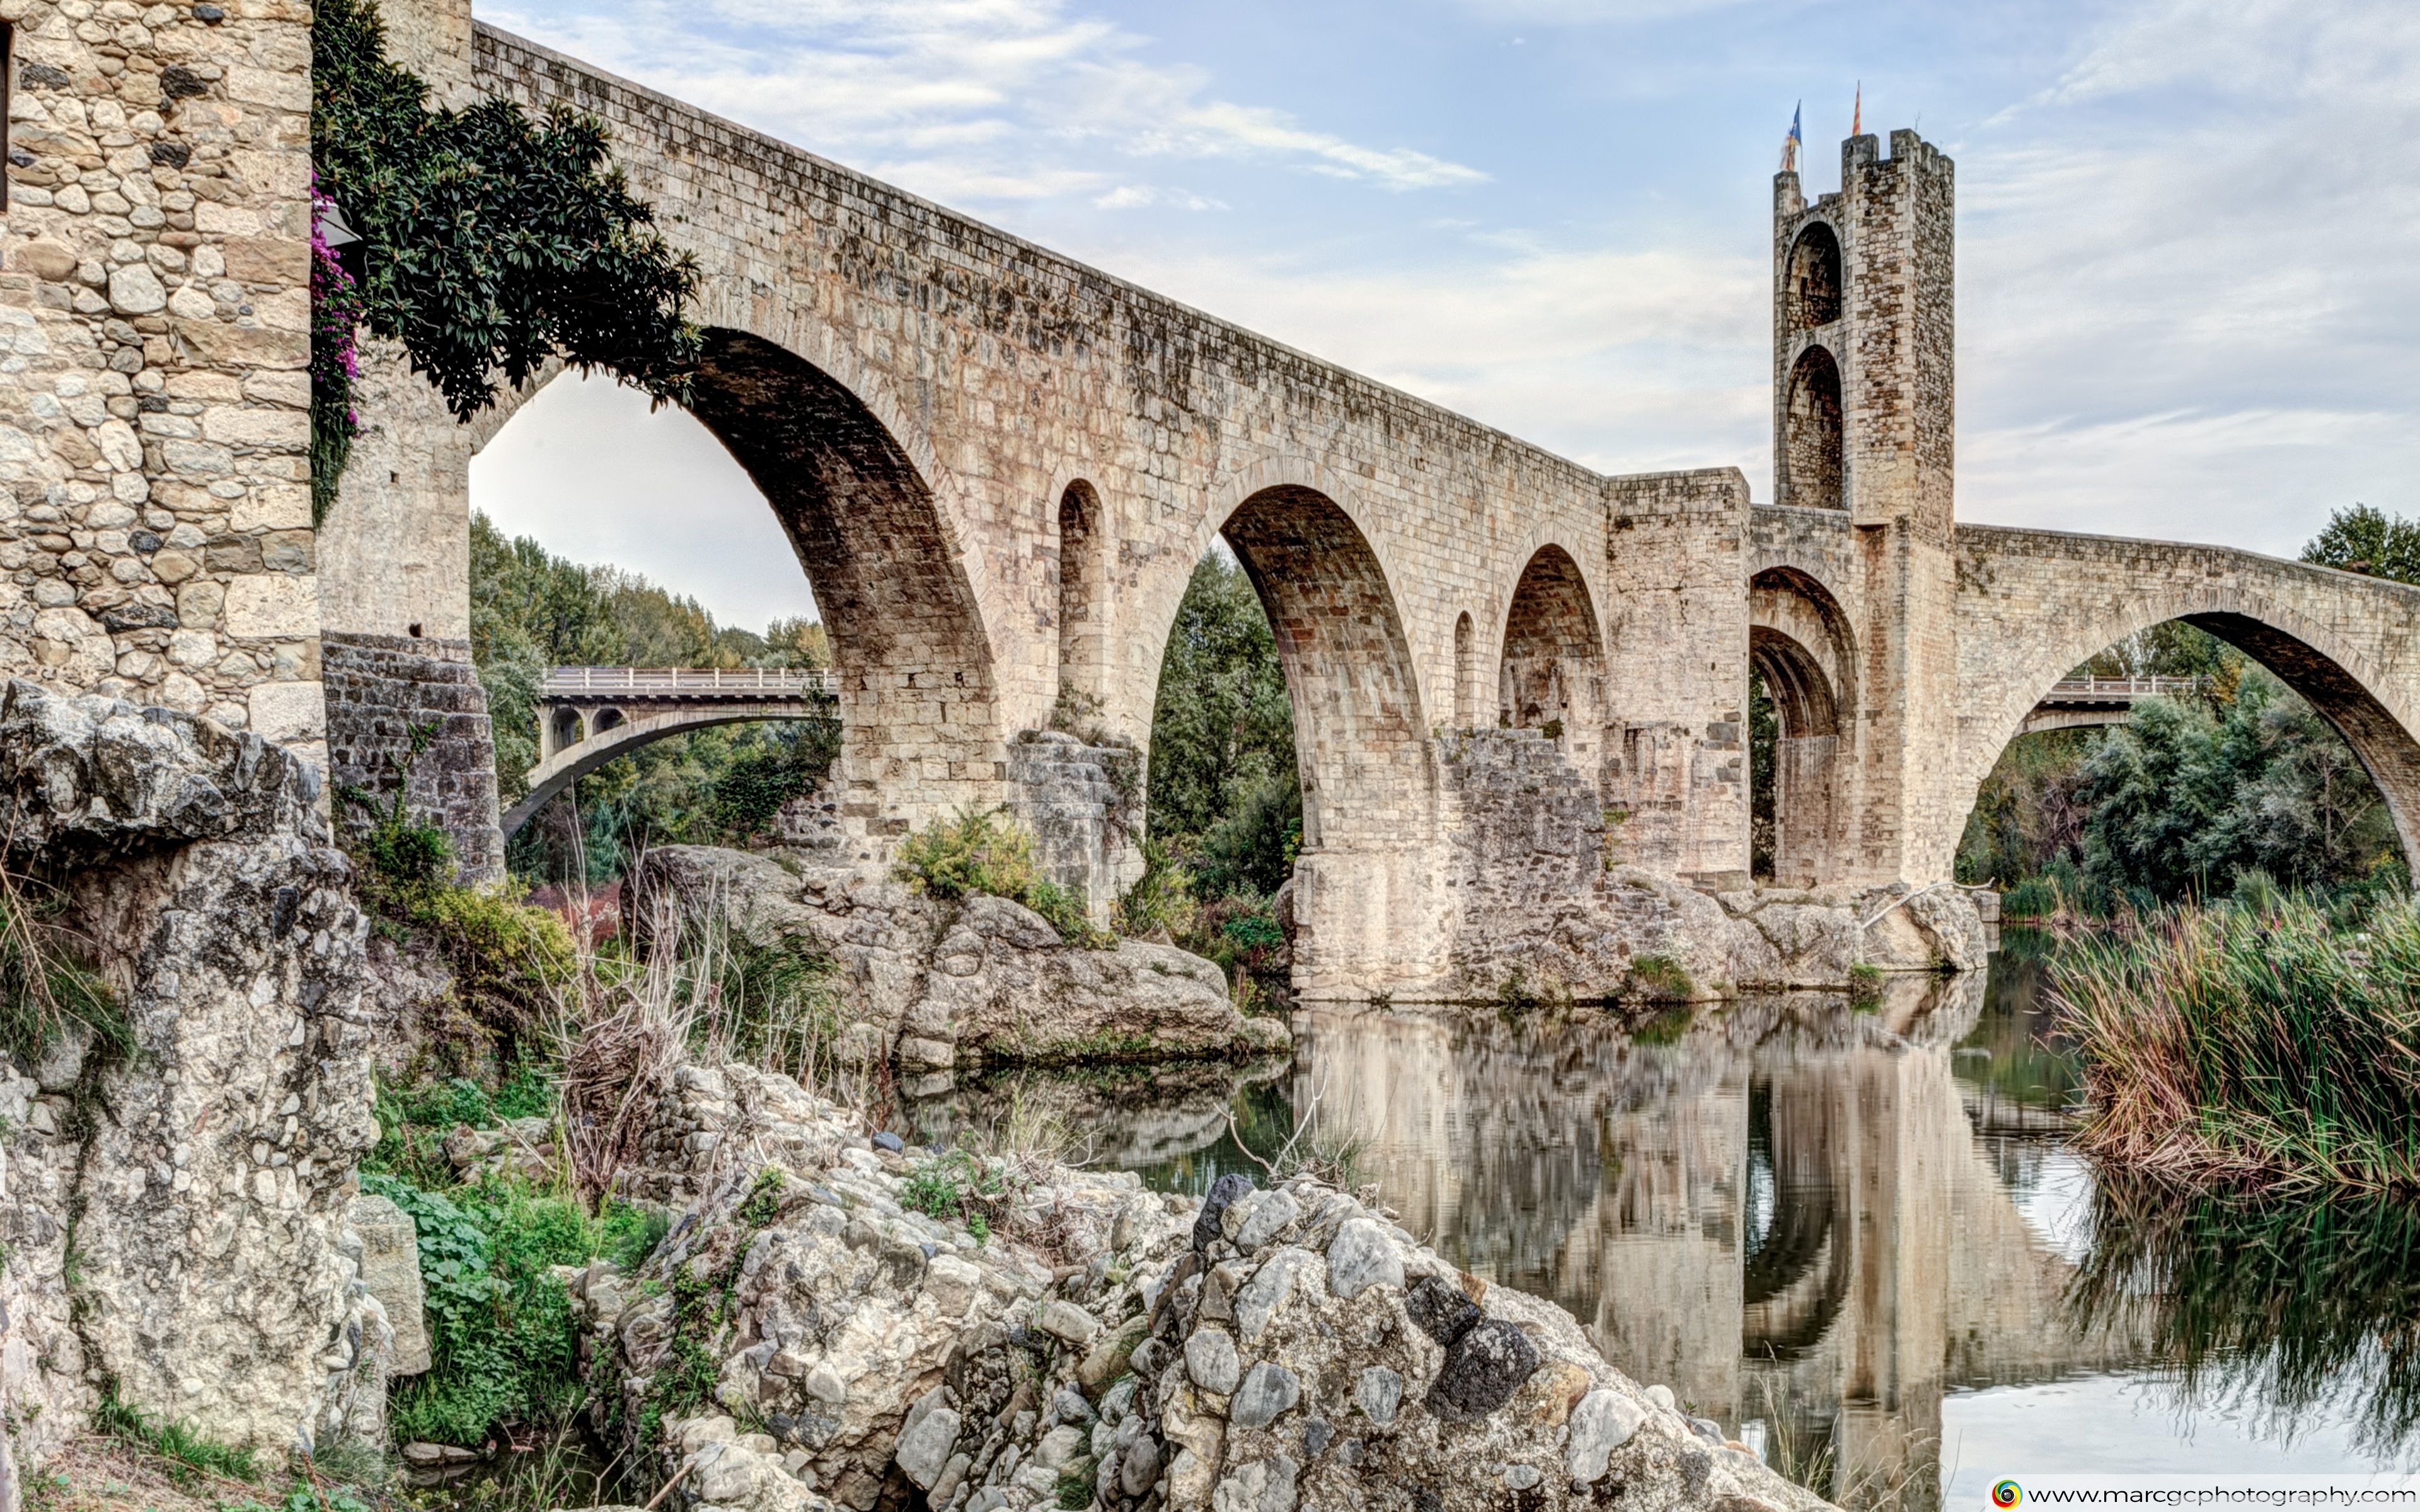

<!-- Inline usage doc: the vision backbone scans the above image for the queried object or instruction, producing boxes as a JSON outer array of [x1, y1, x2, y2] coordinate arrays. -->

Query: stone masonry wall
[[1005, 730, 1140, 927], [0, 0, 321, 761], [321, 630, 504, 880], [1601, 469, 1748, 887]]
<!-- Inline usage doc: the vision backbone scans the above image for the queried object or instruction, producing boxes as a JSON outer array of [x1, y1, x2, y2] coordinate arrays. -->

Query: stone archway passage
[[1498, 546, 1605, 750], [683, 329, 1000, 827], [1783, 346, 1845, 511], [1219, 485, 1432, 854], [1749, 568, 1857, 886], [1453, 611, 1476, 729], [1057, 480, 1107, 718]]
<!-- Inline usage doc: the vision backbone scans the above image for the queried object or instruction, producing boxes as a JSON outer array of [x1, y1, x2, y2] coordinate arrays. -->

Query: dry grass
[[26, 1436, 246, 1512]]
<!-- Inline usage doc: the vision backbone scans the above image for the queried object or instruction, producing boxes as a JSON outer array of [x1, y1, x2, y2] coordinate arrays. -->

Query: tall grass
[[2049, 891, 2420, 1192]]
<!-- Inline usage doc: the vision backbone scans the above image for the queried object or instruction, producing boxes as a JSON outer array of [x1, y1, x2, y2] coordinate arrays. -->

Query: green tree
[[1145, 553, 1300, 899], [2303, 503, 2420, 585]]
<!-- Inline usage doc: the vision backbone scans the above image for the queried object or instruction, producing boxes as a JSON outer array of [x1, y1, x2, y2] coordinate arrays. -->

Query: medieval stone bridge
[[309, 1, 2420, 995]]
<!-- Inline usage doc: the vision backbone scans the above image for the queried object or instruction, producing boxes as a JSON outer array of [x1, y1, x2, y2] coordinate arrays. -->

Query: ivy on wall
[[309, 0, 703, 522]]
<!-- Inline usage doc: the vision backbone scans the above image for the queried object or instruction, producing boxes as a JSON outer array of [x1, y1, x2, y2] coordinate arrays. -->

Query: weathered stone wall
[[321, 630, 504, 879], [1601, 469, 1749, 886], [0, 0, 323, 762], [1005, 730, 1140, 925]]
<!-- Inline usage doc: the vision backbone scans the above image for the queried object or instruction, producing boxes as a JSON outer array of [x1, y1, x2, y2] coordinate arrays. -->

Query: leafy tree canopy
[[2304, 503, 2420, 586], [312, 0, 701, 421]]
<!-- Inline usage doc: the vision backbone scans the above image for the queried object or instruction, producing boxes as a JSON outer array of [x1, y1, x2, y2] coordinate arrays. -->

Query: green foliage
[[1147, 553, 1300, 897], [2303, 503, 2420, 585], [96, 1392, 258, 1483], [2051, 891, 2420, 1192], [2077, 668, 2399, 901], [1846, 962, 1883, 1007], [1112, 838, 1196, 939], [0, 868, 125, 1076], [1627, 954, 1695, 1003], [311, 0, 700, 438], [1057, 1460, 1100, 1509], [895, 809, 1113, 948], [898, 1151, 1005, 1236], [367, 1169, 664, 1445]]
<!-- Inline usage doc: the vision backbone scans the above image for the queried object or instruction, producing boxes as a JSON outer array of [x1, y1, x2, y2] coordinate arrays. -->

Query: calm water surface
[[909, 935, 2420, 1507]]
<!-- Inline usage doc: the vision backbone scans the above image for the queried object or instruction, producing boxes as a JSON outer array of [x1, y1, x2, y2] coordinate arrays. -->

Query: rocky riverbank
[[556, 1058, 1829, 1512], [627, 846, 1288, 1082]]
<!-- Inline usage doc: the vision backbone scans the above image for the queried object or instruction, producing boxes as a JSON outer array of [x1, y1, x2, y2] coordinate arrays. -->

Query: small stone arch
[[1785, 221, 1843, 329], [1782, 346, 1845, 512], [1453, 611, 1476, 728], [1749, 567, 1857, 885], [1498, 546, 1605, 760], [1056, 479, 1107, 718], [1213, 484, 1436, 853], [1944, 591, 2420, 881]]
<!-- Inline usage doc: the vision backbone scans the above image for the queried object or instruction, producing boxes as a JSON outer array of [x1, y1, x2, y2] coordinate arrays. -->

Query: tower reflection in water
[[1285, 973, 2150, 1512]]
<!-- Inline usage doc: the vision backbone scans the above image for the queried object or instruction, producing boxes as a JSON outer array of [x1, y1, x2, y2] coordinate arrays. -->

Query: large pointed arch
[[1945, 586, 2420, 880]]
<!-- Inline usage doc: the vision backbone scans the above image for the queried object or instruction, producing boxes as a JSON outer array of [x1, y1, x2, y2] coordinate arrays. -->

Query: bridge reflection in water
[[1281, 976, 2155, 1511]]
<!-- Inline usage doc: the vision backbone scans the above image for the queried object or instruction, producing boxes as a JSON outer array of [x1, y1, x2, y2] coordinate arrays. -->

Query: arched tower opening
[[1497, 546, 1605, 759], [1784, 222, 1843, 329], [1749, 568, 1857, 885], [1782, 346, 1845, 512]]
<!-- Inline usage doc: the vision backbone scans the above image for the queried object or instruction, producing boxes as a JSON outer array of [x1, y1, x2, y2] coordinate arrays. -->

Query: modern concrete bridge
[[499, 667, 839, 836], [2015, 677, 2205, 736], [308, 0, 2420, 995]]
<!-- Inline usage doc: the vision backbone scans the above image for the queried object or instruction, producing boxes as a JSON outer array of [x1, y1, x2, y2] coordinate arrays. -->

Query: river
[[908, 932, 2420, 1508]]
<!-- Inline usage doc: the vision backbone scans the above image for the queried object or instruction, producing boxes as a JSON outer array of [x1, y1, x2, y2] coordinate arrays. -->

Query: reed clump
[[2050, 891, 2420, 1193]]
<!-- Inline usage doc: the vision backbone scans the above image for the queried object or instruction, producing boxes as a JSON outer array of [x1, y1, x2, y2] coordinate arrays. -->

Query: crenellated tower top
[[1772, 129, 1955, 539]]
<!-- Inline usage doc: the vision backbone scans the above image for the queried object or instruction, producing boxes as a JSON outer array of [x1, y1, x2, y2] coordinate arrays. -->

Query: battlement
[[1771, 127, 1955, 532]]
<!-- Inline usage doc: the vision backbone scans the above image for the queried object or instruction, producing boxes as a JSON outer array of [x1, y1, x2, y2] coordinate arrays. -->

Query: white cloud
[[482, 0, 1485, 203]]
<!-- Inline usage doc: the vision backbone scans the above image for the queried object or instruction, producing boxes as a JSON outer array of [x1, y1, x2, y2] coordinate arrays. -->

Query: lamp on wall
[[315, 197, 366, 285]]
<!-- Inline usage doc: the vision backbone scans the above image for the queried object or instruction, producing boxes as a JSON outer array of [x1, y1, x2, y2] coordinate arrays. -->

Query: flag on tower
[[1852, 82, 1862, 136], [1780, 103, 1802, 173]]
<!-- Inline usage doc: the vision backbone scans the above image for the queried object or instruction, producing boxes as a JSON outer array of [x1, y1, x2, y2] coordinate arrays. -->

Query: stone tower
[[1771, 129, 1959, 879]]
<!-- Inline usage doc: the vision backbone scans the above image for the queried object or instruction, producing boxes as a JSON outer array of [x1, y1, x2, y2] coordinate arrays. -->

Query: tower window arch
[[1785, 222, 1842, 329], [1783, 345, 1844, 511]]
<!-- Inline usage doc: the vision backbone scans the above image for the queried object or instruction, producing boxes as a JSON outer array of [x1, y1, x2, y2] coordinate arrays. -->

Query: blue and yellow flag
[[1780, 103, 1802, 173]]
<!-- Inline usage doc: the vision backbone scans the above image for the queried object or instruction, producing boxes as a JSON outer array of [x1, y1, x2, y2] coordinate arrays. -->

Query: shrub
[[1113, 839, 1197, 941], [0, 865, 125, 1077], [1627, 954, 1695, 1004], [367, 1170, 664, 1445], [896, 809, 1112, 948], [2051, 891, 2420, 1192]]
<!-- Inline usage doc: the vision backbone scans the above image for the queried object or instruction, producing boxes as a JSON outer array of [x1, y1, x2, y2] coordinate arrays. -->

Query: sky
[[468, 0, 2420, 634]]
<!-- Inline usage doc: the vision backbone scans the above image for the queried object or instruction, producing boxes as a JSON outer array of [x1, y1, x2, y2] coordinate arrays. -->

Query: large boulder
[[627, 846, 1286, 1075], [0, 681, 388, 1469], [583, 1061, 1833, 1512]]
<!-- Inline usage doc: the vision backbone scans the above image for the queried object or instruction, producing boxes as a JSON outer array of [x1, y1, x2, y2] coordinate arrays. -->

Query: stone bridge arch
[[466, 326, 1008, 840], [1945, 577, 2420, 881], [1129, 467, 1445, 993], [1749, 567, 1858, 886], [1497, 544, 1606, 766]]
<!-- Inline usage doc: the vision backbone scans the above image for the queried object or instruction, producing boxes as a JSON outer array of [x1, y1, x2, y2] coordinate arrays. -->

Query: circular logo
[[1992, 1482, 2022, 1509]]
